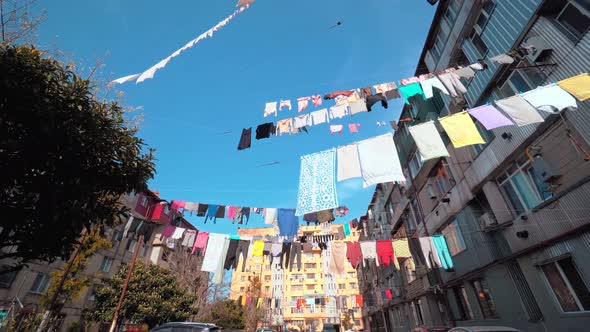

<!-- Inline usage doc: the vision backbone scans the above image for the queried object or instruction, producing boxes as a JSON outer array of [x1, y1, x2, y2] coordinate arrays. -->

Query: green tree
[[40, 226, 112, 319], [341, 312, 353, 331], [83, 261, 196, 329], [207, 299, 244, 329], [0, 44, 155, 271]]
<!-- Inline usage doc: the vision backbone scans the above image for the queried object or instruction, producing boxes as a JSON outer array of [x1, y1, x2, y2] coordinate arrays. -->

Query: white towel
[[211, 236, 230, 284], [171, 227, 185, 240], [420, 77, 450, 99], [201, 233, 229, 272], [522, 84, 578, 113], [419, 237, 442, 269], [360, 241, 378, 267], [495, 95, 545, 126], [311, 108, 329, 125], [264, 208, 277, 225], [409, 121, 450, 161], [293, 114, 312, 128], [357, 134, 405, 187], [329, 105, 349, 119], [337, 144, 362, 181], [264, 102, 277, 117]]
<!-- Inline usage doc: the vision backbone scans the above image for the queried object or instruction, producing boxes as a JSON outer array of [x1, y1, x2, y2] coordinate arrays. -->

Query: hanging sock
[[237, 127, 252, 150], [357, 134, 405, 187], [398, 83, 426, 104], [420, 77, 450, 98], [297, 97, 311, 112], [279, 99, 292, 111], [557, 73, 590, 101], [329, 125, 343, 135], [467, 104, 514, 130], [495, 95, 545, 126], [348, 123, 360, 133], [408, 121, 450, 161], [311, 95, 323, 107], [296, 149, 339, 216], [522, 84, 578, 113], [439, 111, 486, 148], [264, 102, 278, 117]]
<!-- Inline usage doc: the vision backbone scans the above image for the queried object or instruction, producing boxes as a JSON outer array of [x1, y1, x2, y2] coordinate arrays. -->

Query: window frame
[[555, 0, 590, 42], [471, 279, 499, 319], [30, 272, 51, 294], [100, 256, 114, 273], [469, 28, 489, 56], [453, 285, 474, 321], [442, 219, 467, 256], [474, 0, 496, 34], [497, 158, 549, 216], [541, 256, 590, 312]]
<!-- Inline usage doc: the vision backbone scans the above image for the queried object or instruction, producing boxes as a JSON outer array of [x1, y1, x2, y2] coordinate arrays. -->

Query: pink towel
[[227, 206, 237, 219], [348, 123, 360, 133]]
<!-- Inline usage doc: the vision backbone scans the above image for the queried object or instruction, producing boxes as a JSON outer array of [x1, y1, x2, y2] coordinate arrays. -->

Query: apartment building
[[0, 190, 200, 331], [229, 225, 364, 332], [360, 0, 590, 331]]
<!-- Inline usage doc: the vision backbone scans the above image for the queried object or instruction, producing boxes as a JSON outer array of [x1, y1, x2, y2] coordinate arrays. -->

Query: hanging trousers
[[279, 242, 291, 269], [223, 239, 240, 270], [289, 242, 303, 271], [233, 240, 250, 272]]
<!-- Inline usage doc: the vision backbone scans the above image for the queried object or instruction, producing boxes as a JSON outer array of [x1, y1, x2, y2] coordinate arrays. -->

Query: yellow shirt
[[251, 240, 264, 257], [439, 111, 486, 148], [558, 73, 590, 101]]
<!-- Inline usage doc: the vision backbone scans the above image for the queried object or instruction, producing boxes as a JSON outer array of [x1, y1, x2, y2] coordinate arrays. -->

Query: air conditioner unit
[[479, 212, 498, 231], [525, 36, 553, 63]]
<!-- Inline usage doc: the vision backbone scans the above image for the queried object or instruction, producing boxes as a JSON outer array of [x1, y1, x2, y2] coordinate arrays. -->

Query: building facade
[[229, 226, 365, 332], [361, 0, 590, 331], [0, 191, 200, 331]]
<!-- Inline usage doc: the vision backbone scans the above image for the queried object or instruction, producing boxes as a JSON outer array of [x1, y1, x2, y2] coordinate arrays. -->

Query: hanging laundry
[[420, 77, 450, 99], [522, 84, 578, 113], [470, 62, 486, 71], [343, 223, 351, 236], [398, 83, 425, 104], [376, 240, 395, 266], [192, 231, 209, 255], [348, 123, 360, 133], [318, 209, 335, 223], [264, 102, 278, 117], [289, 243, 303, 271], [280, 99, 292, 111], [329, 105, 349, 119], [215, 205, 226, 218], [204, 204, 219, 224], [171, 227, 186, 240], [439, 111, 486, 148], [297, 97, 311, 112], [346, 242, 363, 269], [212, 236, 230, 284], [418, 237, 442, 269], [252, 240, 265, 256], [389, 121, 398, 130], [360, 86, 373, 99], [489, 53, 515, 64], [276, 118, 293, 135], [311, 95, 323, 107], [202, 233, 229, 274], [239, 207, 250, 224], [349, 99, 368, 115], [357, 133, 405, 187], [495, 95, 545, 126], [366, 94, 388, 112], [237, 127, 252, 150], [184, 202, 199, 215], [400, 76, 421, 86], [278, 208, 299, 237], [295, 149, 339, 216], [197, 204, 208, 217], [324, 90, 354, 100], [255, 122, 275, 140], [373, 82, 401, 100], [355, 294, 363, 307], [385, 289, 393, 299], [181, 230, 197, 247], [311, 108, 329, 125], [160, 225, 175, 239], [264, 207, 277, 225], [408, 121, 450, 161], [360, 241, 378, 267], [433, 235, 454, 271], [170, 200, 185, 212], [467, 104, 514, 130], [112, 6, 249, 85], [335, 226, 345, 240], [293, 114, 312, 129], [328, 242, 347, 275], [227, 206, 237, 219], [329, 125, 343, 135], [438, 72, 467, 97], [236, 0, 255, 6], [558, 73, 590, 101], [454, 66, 476, 79], [346, 90, 362, 104]]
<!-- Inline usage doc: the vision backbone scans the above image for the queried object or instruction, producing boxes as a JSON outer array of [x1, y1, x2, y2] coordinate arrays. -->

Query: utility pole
[[37, 228, 88, 332], [109, 234, 143, 332]]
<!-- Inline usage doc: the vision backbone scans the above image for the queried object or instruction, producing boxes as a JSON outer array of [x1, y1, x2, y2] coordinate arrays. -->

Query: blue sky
[[36, 0, 436, 235]]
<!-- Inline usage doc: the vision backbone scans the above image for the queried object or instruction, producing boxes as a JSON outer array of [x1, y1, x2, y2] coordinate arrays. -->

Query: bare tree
[[0, 0, 44, 44]]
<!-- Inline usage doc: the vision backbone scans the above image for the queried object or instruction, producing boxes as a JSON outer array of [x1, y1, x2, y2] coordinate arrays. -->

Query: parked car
[[255, 329, 277, 332], [149, 322, 220, 331], [412, 327, 450, 332], [448, 327, 521, 332]]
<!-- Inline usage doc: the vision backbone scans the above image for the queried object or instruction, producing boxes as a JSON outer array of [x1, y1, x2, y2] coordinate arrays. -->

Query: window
[[497, 159, 550, 215], [306, 284, 315, 290], [404, 260, 416, 283], [265, 286, 270, 293], [306, 273, 315, 279], [163, 205, 170, 215], [541, 257, 590, 312], [305, 253, 314, 259], [0, 267, 17, 288], [472, 279, 499, 318], [264, 275, 271, 281], [111, 230, 122, 242], [348, 272, 356, 279], [256, 264, 261, 271], [411, 300, 425, 325], [240, 276, 246, 281], [240, 287, 245, 292], [100, 257, 114, 273], [442, 220, 467, 256], [304, 263, 316, 269], [556, 0, 590, 41], [127, 239, 137, 252], [349, 283, 357, 289], [265, 265, 271, 270], [453, 286, 474, 320], [433, 164, 452, 197], [408, 152, 423, 179], [291, 285, 303, 291], [474, 0, 496, 33], [470, 29, 488, 56], [445, 0, 464, 23], [30, 272, 51, 293], [140, 196, 148, 207], [338, 284, 346, 290]]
